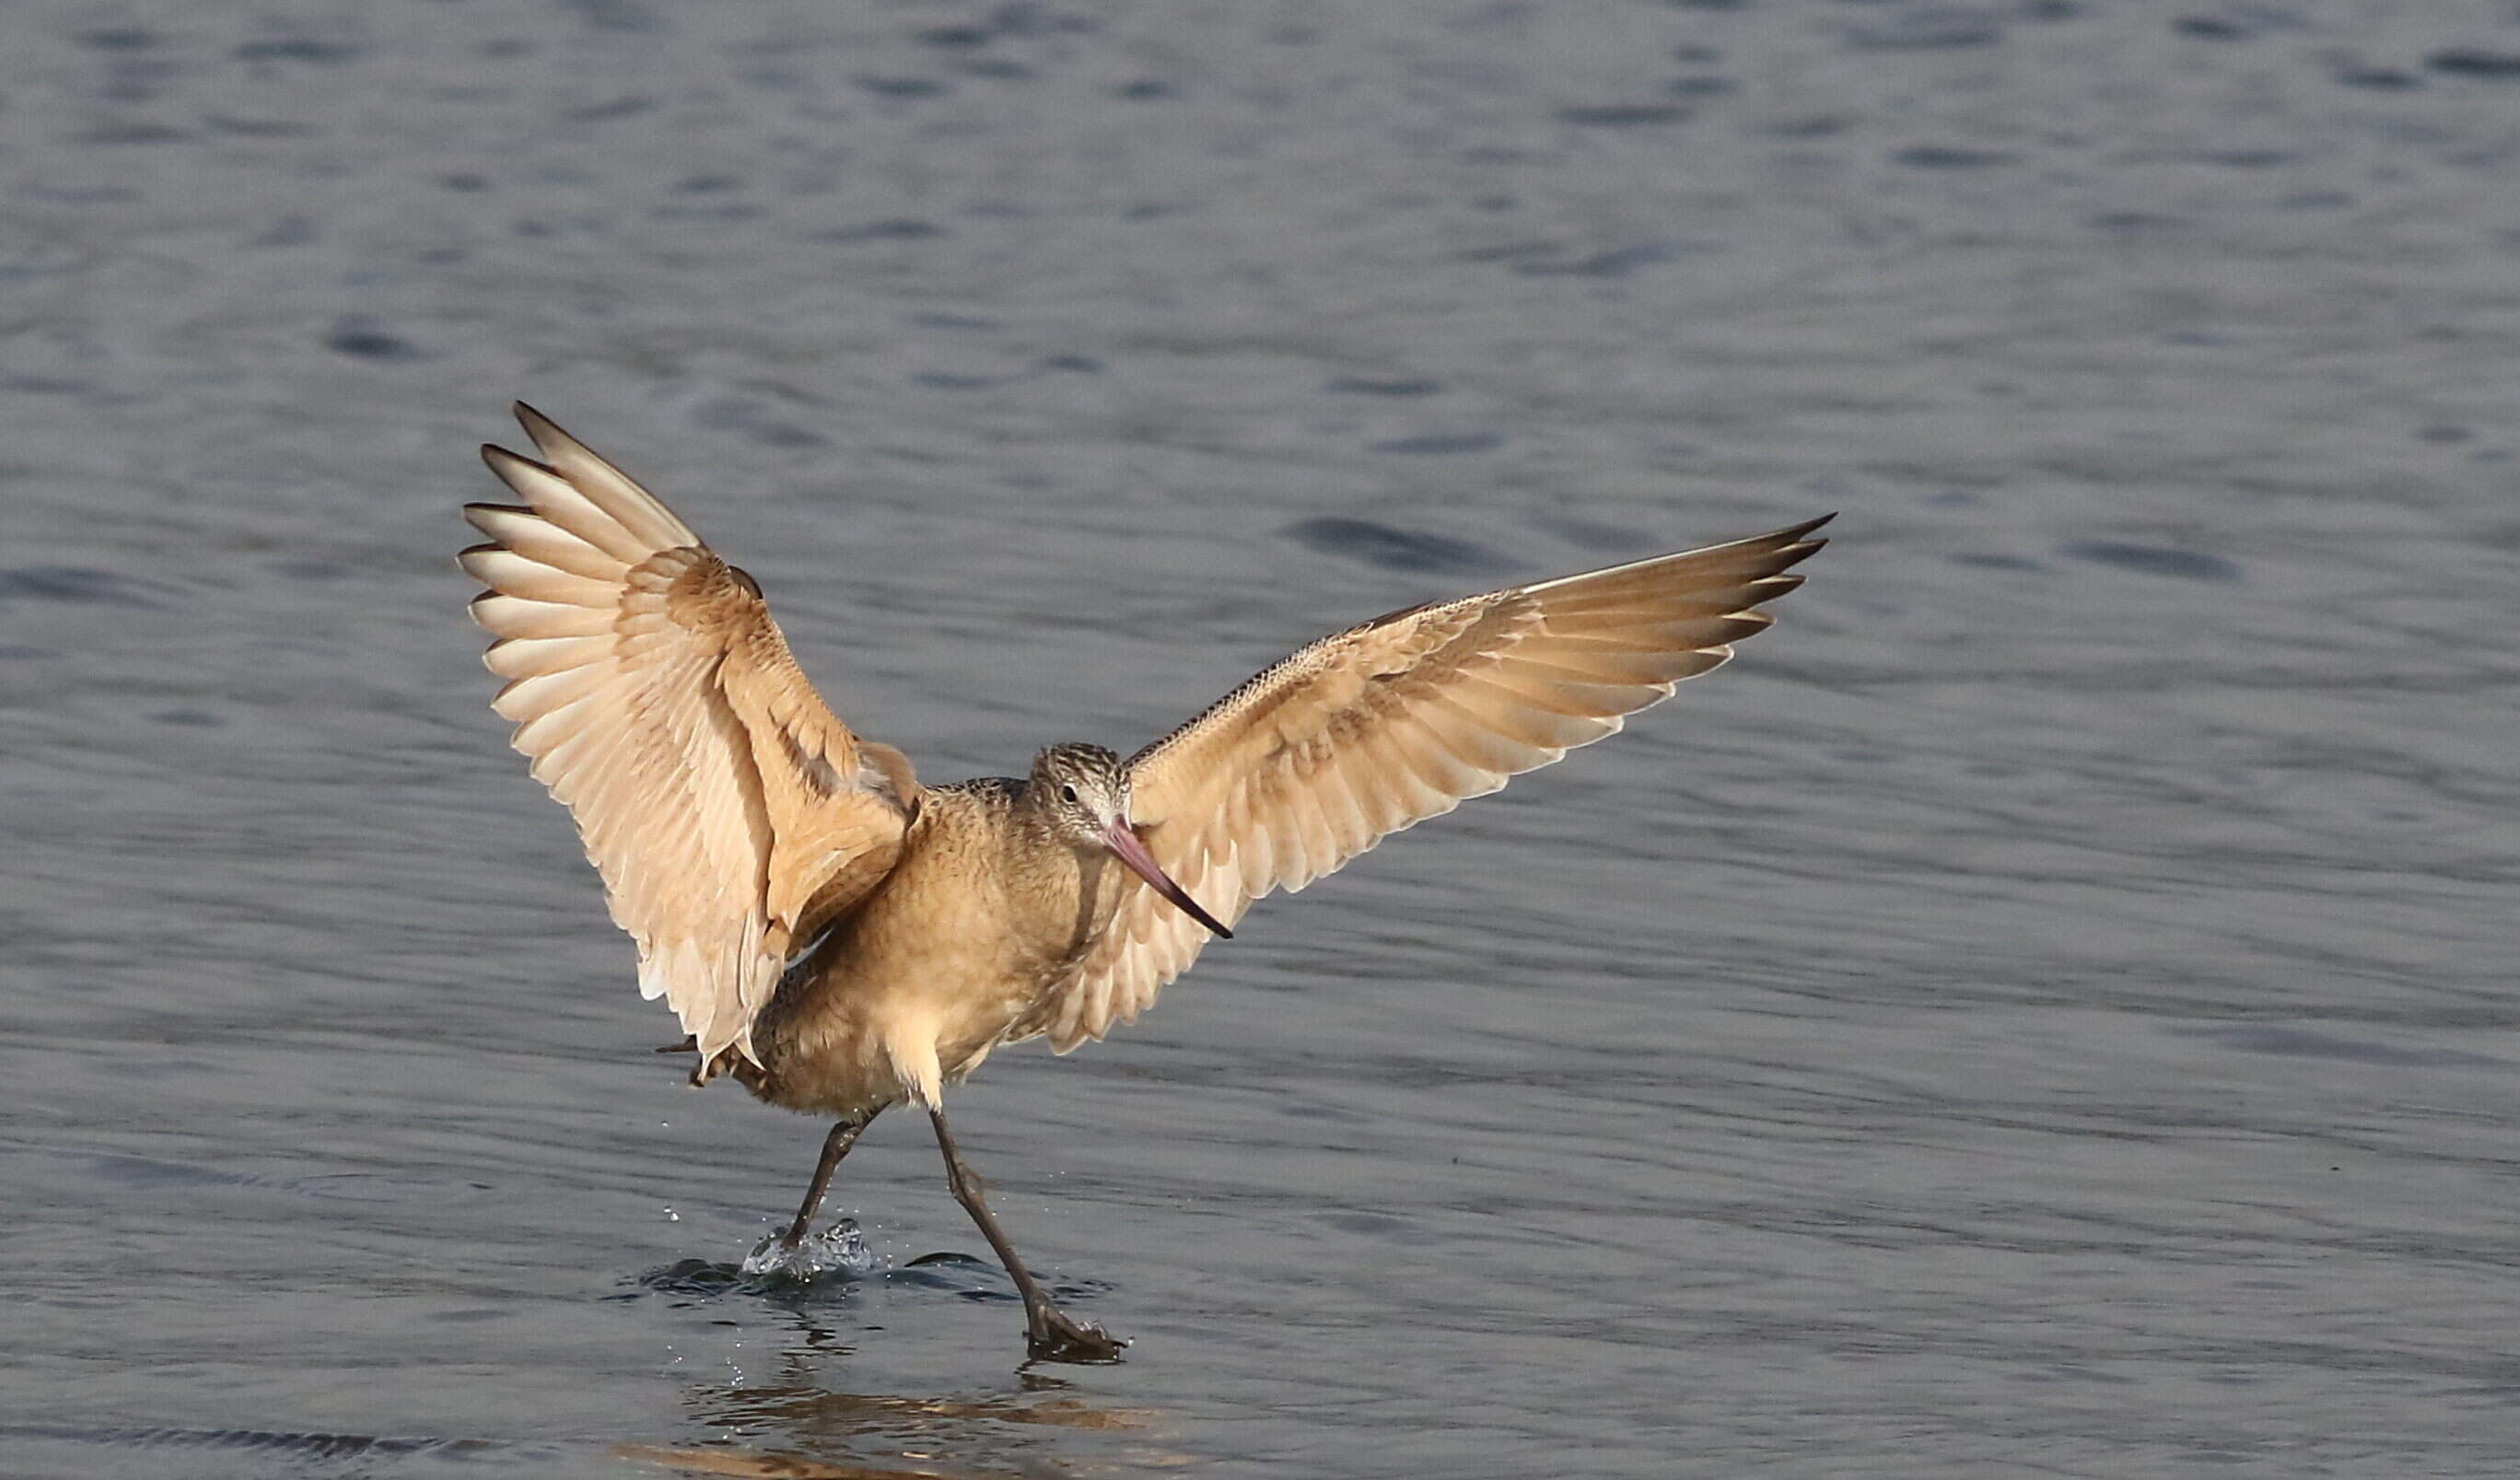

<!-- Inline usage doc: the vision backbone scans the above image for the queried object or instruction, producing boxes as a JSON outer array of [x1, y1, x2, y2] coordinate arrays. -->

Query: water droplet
[[739, 1218, 874, 1278]]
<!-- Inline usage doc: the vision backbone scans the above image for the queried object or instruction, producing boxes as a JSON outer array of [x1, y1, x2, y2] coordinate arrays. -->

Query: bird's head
[[1030, 742, 1231, 939]]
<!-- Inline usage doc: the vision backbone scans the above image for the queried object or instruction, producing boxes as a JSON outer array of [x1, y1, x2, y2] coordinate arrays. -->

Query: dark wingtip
[[1775, 512, 1834, 564], [1755, 515, 1833, 575], [512, 402, 573, 451], [481, 442, 562, 481]]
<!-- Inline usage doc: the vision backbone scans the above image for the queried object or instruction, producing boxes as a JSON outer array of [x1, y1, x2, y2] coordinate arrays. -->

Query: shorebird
[[461, 404, 1826, 1362]]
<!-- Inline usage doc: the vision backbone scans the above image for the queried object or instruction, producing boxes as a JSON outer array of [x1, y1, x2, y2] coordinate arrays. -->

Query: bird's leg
[[780, 1114, 872, 1250], [928, 1106, 1126, 1364]]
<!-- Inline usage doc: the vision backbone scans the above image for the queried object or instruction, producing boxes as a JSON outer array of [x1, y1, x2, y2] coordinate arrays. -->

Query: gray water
[[5, 1, 2517, 1475]]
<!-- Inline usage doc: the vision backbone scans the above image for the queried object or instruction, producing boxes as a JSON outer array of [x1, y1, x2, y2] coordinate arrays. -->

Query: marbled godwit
[[461, 404, 1826, 1362]]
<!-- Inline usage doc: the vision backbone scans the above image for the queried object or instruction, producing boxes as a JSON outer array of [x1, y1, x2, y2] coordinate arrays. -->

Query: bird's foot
[[1025, 1304, 1128, 1365]]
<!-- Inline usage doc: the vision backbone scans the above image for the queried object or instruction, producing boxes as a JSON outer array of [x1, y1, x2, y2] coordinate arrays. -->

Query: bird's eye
[[1060, 785, 1079, 803]]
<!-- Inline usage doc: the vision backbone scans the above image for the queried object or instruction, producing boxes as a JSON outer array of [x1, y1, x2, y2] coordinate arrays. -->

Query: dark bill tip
[[1102, 819, 1233, 939]]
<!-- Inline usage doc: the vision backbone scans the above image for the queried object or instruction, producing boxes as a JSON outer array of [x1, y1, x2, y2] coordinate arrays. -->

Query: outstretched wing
[[461, 404, 917, 1067], [1038, 515, 1829, 1051]]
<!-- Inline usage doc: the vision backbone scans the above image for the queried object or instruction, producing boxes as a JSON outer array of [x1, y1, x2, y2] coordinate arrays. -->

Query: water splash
[[738, 1218, 873, 1280]]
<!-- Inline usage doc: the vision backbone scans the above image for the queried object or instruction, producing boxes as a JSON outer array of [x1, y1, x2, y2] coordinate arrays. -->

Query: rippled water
[[6, 2, 2518, 1475]]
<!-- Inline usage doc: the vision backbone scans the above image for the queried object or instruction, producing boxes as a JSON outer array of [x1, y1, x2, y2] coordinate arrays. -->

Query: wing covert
[[461, 404, 916, 1066], [1038, 516, 1829, 1051]]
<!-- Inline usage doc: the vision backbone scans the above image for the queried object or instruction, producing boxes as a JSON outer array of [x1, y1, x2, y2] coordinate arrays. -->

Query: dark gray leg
[[928, 1106, 1126, 1363], [780, 1114, 872, 1250]]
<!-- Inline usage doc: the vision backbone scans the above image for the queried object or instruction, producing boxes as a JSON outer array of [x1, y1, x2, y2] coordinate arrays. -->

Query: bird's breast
[[748, 800, 1129, 1113]]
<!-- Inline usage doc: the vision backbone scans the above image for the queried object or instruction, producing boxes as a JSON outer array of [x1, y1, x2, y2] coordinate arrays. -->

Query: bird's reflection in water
[[623, 1263, 1181, 1479]]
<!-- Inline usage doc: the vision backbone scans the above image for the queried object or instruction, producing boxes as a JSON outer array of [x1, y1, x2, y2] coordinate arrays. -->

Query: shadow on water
[[619, 1255, 1161, 1480], [626, 1241, 1118, 1318], [624, 1385, 1160, 1479], [0, 1252, 1152, 1480]]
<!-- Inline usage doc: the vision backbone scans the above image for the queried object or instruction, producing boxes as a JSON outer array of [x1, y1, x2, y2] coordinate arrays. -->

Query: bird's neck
[[1002, 778, 1066, 849], [998, 787, 1122, 968]]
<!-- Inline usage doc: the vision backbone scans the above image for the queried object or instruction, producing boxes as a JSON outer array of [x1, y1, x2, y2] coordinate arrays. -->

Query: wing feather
[[1036, 515, 1829, 1050], [464, 404, 916, 1066]]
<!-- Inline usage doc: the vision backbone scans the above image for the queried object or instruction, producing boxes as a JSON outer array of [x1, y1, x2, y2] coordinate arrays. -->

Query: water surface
[[5, 2, 2517, 1475]]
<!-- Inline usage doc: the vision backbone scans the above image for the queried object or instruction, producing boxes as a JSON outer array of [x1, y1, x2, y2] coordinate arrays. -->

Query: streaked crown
[[1032, 741, 1124, 791]]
